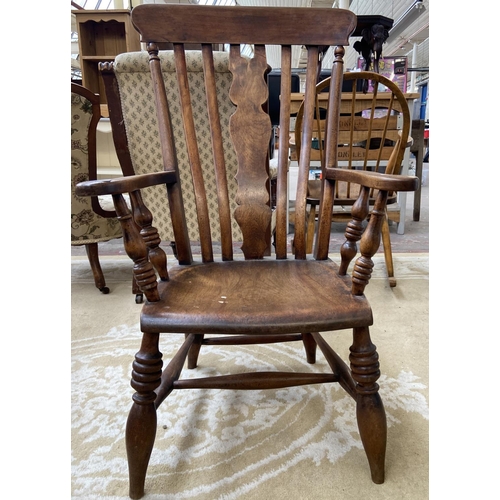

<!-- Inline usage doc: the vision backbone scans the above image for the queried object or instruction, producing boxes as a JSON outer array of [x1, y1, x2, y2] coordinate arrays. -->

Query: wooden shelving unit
[[73, 9, 141, 110]]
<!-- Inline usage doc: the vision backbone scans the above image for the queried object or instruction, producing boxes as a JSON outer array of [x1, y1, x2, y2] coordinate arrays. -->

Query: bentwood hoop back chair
[[71, 83, 122, 293], [293, 72, 412, 286], [76, 5, 418, 498]]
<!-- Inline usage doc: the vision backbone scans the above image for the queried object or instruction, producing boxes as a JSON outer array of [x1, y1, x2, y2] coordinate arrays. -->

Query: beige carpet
[[71, 253, 428, 500]]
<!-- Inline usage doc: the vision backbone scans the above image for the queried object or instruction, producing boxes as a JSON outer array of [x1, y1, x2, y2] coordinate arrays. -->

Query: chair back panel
[[113, 50, 242, 247], [71, 83, 122, 244], [129, 3, 357, 260]]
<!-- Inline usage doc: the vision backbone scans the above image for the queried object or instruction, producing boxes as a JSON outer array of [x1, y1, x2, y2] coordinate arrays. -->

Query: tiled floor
[[72, 164, 429, 258]]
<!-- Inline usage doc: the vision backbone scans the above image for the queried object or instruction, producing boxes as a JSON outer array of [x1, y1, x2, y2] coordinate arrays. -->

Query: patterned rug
[[71, 254, 429, 500]]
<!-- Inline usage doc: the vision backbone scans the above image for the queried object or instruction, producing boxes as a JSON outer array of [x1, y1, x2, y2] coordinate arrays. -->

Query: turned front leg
[[126, 332, 163, 499], [349, 326, 386, 484]]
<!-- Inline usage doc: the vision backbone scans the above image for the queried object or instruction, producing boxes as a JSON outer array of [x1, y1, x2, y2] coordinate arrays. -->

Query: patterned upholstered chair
[[71, 83, 123, 293], [100, 50, 276, 256]]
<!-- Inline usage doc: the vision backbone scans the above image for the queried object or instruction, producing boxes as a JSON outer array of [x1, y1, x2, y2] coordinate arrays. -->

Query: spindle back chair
[[293, 72, 412, 286], [75, 4, 418, 498]]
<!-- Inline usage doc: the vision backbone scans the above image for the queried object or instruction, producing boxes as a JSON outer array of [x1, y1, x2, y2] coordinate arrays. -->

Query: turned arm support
[[75, 172, 177, 302], [325, 168, 418, 296]]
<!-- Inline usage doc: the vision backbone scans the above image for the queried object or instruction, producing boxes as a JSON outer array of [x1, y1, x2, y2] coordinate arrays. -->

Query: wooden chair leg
[[132, 275, 144, 304], [85, 242, 109, 294], [356, 391, 387, 483], [350, 326, 387, 484], [187, 334, 204, 369], [126, 333, 162, 499], [381, 213, 396, 287], [301, 332, 317, 364], [126, 402, 157, 499]]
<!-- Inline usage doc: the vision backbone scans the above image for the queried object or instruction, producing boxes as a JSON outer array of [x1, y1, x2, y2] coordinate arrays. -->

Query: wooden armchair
[[71, 83, 123, 293], [76, 4, 418, 499], [293, 72, 413, 286]]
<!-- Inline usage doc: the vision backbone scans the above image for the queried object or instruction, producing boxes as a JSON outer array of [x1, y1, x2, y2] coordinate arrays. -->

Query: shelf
[[73, 9, 141, 105]]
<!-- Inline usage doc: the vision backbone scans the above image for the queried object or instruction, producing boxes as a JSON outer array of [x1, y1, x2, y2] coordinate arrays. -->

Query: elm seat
[[76, 4, 419, 499], [141, 259, 373, 335]]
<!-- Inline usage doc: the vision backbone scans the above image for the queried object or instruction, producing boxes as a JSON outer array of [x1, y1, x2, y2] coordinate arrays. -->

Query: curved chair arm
[[320, 168, 418, 295], [75, 171, 177, 197], [324, 168, 419, 192]]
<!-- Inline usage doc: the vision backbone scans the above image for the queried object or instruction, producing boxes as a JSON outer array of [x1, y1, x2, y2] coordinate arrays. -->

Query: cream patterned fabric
[[113, 50, 244, 243], [71, 90, 122, 245]]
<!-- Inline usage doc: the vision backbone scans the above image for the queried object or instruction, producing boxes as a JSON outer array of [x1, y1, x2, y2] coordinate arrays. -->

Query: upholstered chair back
[[71, 84, 122, 245], [112, 50, 245, 244]]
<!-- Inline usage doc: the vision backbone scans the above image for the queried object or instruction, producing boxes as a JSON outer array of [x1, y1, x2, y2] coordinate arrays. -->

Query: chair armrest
[[75, 171, 177, 197], [324, 167, 419, 192], [76, 171, 176, 303]]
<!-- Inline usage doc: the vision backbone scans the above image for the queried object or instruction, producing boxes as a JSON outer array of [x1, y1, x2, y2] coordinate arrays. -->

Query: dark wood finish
[[352, 15, 394, 37], [350, 325, 387, 484], [229, 44, 272, 259], [275, 45, 293, 259], [75, 5, 418, 498], [130, 5, 356, 46], [293, 71, 414, 286], [98, 63, 137, 177], [202, 44, 234, 261], [85, 242, 108, 294]]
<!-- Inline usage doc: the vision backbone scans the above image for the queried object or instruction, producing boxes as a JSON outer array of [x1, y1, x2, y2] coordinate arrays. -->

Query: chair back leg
[[85, 242, 109, 294]]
